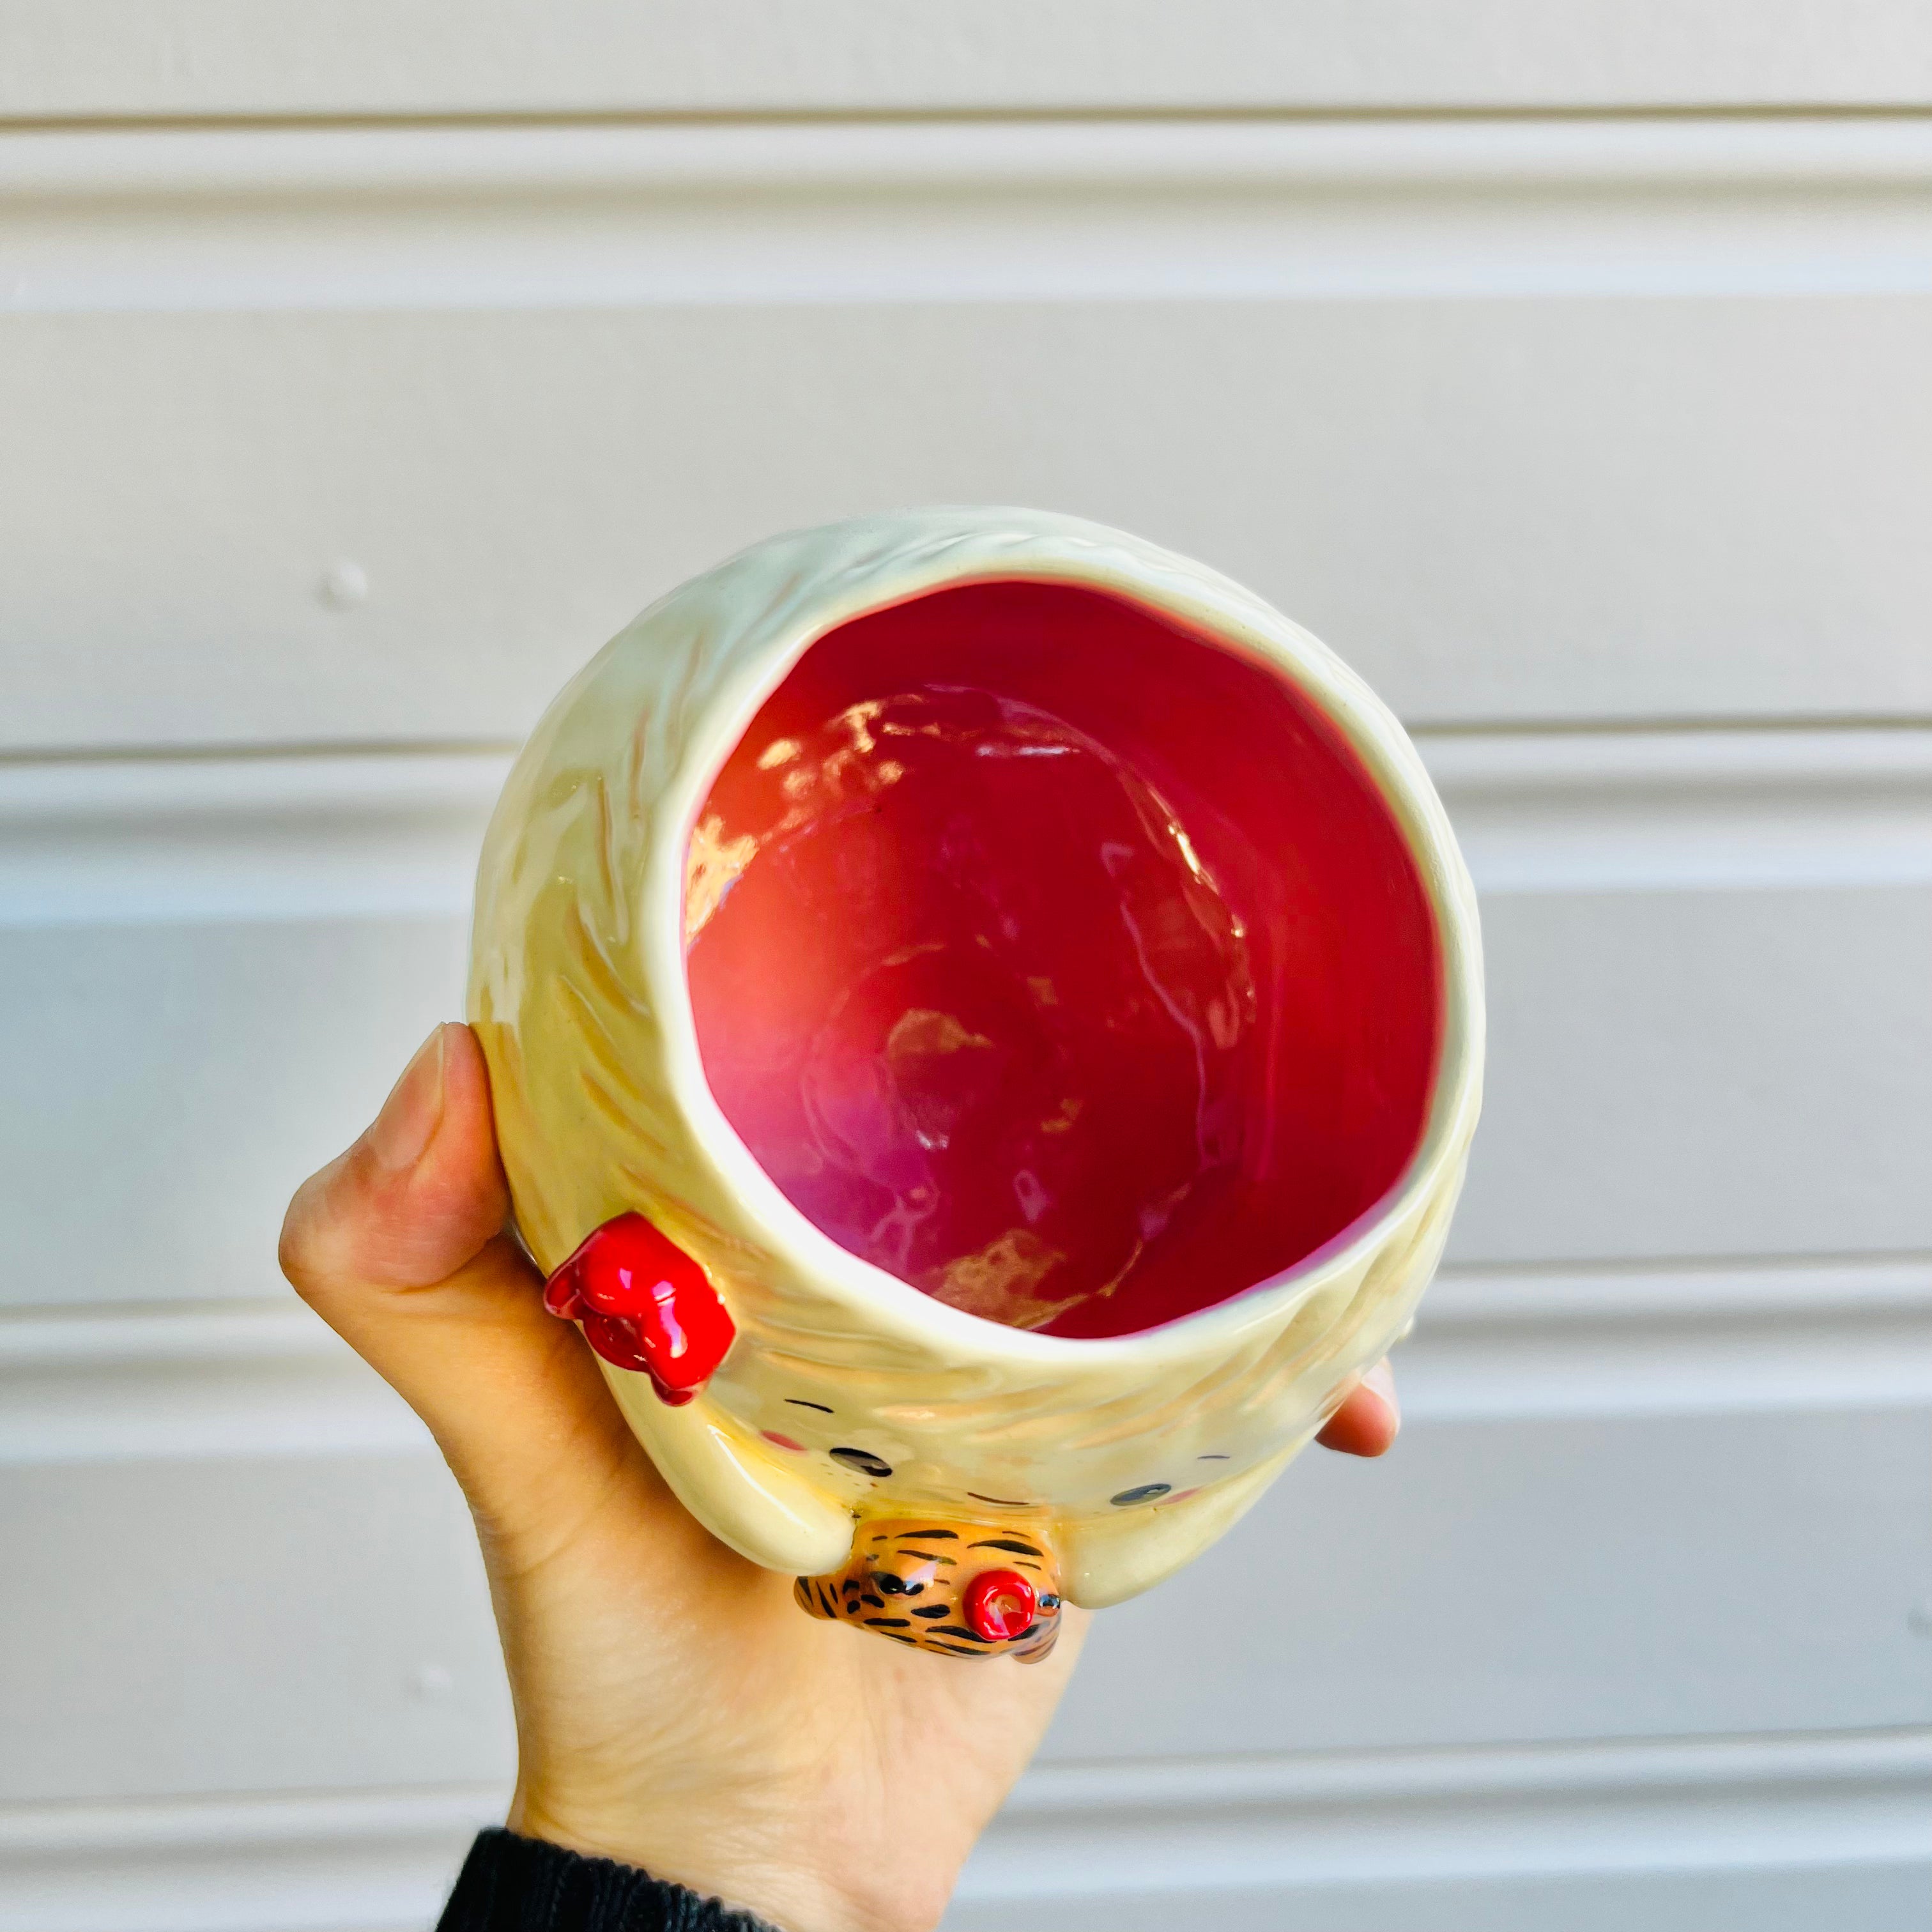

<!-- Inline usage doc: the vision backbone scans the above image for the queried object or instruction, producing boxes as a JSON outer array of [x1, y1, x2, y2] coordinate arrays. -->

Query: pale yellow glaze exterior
[[467, 508, 1483, 1608]]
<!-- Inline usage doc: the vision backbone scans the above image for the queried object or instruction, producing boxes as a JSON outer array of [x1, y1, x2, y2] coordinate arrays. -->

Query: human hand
[[279, 1023, 1400, 1932]]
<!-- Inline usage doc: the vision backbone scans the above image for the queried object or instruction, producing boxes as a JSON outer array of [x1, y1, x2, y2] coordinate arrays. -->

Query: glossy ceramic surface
[[468, 507, 1483, 1624], [540, 1212, 735, 1404], [688, 582, 1441, 1339], [794, 1517, 1064, 1662]]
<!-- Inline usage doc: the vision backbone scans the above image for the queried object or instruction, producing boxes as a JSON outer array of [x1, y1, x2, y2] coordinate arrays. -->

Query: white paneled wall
[[4, 1, 1932, 116], [3, 10, 1930, 1929]]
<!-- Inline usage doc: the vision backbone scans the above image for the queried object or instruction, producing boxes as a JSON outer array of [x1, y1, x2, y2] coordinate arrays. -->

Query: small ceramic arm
[[542, 1212, 852, 1574], [598, 1364, 856, 1576]]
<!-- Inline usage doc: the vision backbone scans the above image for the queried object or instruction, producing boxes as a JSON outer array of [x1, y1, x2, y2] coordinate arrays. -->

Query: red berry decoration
[[962, 1567, 1037, 1643], [540, 1213, 735, 1406]]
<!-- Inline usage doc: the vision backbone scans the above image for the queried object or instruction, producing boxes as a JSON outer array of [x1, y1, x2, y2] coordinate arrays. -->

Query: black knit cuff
[[438, 1828, 785, 1932]]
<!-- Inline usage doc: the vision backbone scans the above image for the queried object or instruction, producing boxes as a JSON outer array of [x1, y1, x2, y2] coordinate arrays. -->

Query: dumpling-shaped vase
[[468, 507, 1482, 1661]]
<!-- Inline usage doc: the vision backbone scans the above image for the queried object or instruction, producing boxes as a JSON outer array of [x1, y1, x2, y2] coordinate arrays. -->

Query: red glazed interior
[[685, 579, 1441, 1339]]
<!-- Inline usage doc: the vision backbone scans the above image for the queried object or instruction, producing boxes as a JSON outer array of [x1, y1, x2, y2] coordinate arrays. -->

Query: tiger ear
[[794, 1574, 839, 1620]]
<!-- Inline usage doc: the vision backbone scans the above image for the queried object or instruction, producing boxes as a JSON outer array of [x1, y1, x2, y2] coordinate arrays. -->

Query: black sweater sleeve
[[437, 1829, 785, 1932]]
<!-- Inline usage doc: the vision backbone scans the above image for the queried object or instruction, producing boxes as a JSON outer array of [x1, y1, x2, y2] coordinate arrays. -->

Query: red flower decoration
[[542, 1213, 735, 1406]]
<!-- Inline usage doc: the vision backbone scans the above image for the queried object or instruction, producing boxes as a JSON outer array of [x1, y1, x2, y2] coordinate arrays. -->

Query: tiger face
[[795, 1518, 1063, 1662]]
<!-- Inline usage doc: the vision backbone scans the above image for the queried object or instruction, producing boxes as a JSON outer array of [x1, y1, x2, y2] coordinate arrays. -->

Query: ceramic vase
[[468, 507, 1482, 1660]]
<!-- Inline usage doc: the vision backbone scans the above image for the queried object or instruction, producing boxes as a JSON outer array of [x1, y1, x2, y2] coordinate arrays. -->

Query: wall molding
[[2, 117, 1929, 312], [1410, 1257, 1932, 1419], [3, 1729, 1926, 1931], [0, 1782, 502, 1932], [1420, 726, 1932, 893], [0, 1302, 433, 1464], [2, 728, 1927, 926], [5, 0, 1932, 122], [2, 1254, 1925, 1466], [3, 730, 1927, 1449], [0, 750, 512, 923], [963, 1728, 1932, 1907]]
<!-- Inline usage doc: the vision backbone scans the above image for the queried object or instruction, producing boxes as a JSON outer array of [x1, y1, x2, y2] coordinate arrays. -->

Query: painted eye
[[1110, 1482, 1172, 1506], [831, 1447, 893, 1478]]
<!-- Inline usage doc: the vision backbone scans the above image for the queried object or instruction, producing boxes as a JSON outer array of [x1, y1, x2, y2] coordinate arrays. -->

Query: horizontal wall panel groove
[[0, 1454, 519, 1805], [6, 1254, 1927, 1464], [0, 731, 1926, 1305], [5, 728, 1929, 924], [1423, 728, 1932, 892], [5, 119, 1931, 312], [1055, 1411, 1932, 1758], [0, 751, 512, 924], [967, 1729, 1932, 1903], [1427, 1255, 1932, 1324], [1409, 1259, 1932, 1419], [0, 1784, 502, 1932], [5, 302, 1926, 742], [8, 1409, 1924, 1795], [1016, 1726, 1932, 1807], [6, 31, 1924, 1927], [4, 1, 1931, 121], [0, 1303, 433, 1464], [4, 1729, 1928, 1932]]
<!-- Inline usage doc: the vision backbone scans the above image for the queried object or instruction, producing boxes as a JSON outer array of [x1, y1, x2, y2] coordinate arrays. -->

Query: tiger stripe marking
[[795, 1517, 1062, 1662]]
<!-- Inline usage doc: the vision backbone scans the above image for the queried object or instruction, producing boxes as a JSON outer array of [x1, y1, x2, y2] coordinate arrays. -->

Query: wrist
[[443, 1828, 781, 1932], [505, 1781, 960, 1932]]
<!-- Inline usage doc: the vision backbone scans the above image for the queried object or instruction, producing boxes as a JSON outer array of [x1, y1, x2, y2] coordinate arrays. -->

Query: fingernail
[[1363, 1358, 1401, 1436], [369, 1026, 448, 1172]]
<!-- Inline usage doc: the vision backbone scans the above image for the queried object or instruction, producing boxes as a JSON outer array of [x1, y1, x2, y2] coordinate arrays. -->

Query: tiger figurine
[[794, 1519, 1064, 1662]]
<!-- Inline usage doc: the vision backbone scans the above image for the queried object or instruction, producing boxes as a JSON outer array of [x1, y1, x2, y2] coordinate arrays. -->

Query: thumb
[[279, 1022, 627, 1526]]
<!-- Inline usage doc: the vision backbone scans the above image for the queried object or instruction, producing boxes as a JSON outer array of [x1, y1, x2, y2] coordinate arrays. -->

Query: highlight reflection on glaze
[[686, 580, 1440, 1340], [692, 684, 1253, 1331], [472, 510, 1482, 1627]]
